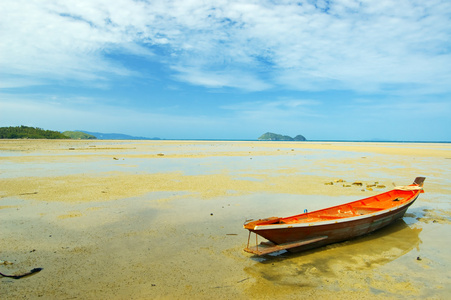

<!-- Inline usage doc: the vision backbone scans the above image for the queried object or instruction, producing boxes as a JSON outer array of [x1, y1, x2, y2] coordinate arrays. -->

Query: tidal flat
[[1, 140, 450, 299]]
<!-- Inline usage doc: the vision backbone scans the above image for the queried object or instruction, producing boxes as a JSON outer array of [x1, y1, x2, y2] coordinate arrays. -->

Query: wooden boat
[[244, 177, 425, 255]]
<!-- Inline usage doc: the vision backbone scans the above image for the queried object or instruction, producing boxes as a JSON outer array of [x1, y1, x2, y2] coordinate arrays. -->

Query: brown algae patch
[[57, 211, 83, 219], [417, 209, 451, 224], [0, 205, 18, 210]]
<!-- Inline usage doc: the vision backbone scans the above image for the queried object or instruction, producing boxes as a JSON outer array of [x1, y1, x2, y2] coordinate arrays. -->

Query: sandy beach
[[1, 139, 450, 299]]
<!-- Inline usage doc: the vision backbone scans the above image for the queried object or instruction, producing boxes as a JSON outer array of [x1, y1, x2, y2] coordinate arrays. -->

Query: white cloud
[[221, 98, 323, 122], [171, 65, 271, 91], [1, 0, 450, 94]]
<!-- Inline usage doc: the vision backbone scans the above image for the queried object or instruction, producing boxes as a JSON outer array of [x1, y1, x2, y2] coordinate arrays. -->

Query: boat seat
[[352, 206, 385, 215], [352, 206, 384, 211], [319, 216, 342, 219]]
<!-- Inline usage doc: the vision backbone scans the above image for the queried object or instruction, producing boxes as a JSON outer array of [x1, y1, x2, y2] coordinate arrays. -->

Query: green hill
[[0, 126, 68, 139], [62, 131, 97, 139], [258, 132, 306, 141], [293, 134, 307, 141], [79, 130, 160, 140]]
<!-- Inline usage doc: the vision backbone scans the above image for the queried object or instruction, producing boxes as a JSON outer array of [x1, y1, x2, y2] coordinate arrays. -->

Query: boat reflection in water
[[245, 219, 422, 289], [313, 218, 423, 268]]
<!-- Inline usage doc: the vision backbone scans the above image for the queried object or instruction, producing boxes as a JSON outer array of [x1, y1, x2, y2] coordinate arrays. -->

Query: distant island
[[62, 131, 97, 139], [258, 132, 306, 141], [77, 130, 161, 140], [0, 126, 68, 139]]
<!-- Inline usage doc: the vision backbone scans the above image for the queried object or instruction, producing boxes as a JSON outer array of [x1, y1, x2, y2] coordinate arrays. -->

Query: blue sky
[[1, 0, 450, 141]]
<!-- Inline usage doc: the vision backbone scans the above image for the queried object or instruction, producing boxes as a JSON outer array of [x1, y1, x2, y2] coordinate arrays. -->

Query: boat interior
[[281, 192, 408, 224], [244, 181, 424, 228]]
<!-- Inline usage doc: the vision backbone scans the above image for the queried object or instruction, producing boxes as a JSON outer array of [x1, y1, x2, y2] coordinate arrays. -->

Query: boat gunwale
[[252, 191, 420, 231]]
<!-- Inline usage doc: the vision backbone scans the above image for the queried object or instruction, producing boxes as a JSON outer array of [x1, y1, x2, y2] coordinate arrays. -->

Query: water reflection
[[257, 219, 421, 263], [245, 219, 422, 286]]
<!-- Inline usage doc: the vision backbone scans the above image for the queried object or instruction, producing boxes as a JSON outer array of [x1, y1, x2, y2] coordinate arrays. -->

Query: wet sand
[[1, 140, 450, 299]]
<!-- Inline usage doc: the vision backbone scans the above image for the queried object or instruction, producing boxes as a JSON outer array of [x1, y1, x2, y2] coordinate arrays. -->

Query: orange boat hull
[[244, 177, 425, 255], [248, 198, 417, 252]]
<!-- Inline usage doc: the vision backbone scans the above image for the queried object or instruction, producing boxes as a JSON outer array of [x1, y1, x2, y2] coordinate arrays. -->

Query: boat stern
[[243, 217, 281, 230]]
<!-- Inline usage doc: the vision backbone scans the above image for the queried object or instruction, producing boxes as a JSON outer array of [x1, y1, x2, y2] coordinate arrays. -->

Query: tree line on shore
[[0, 126, 95, 139], [0, 126, 69, 139]]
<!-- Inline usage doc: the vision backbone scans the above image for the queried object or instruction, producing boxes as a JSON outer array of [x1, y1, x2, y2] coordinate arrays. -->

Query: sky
[[1, 0, 451, 141]]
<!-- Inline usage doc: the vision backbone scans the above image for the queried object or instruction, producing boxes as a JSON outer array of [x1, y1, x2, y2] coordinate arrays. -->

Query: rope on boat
[[394, 185, 423, 191]]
